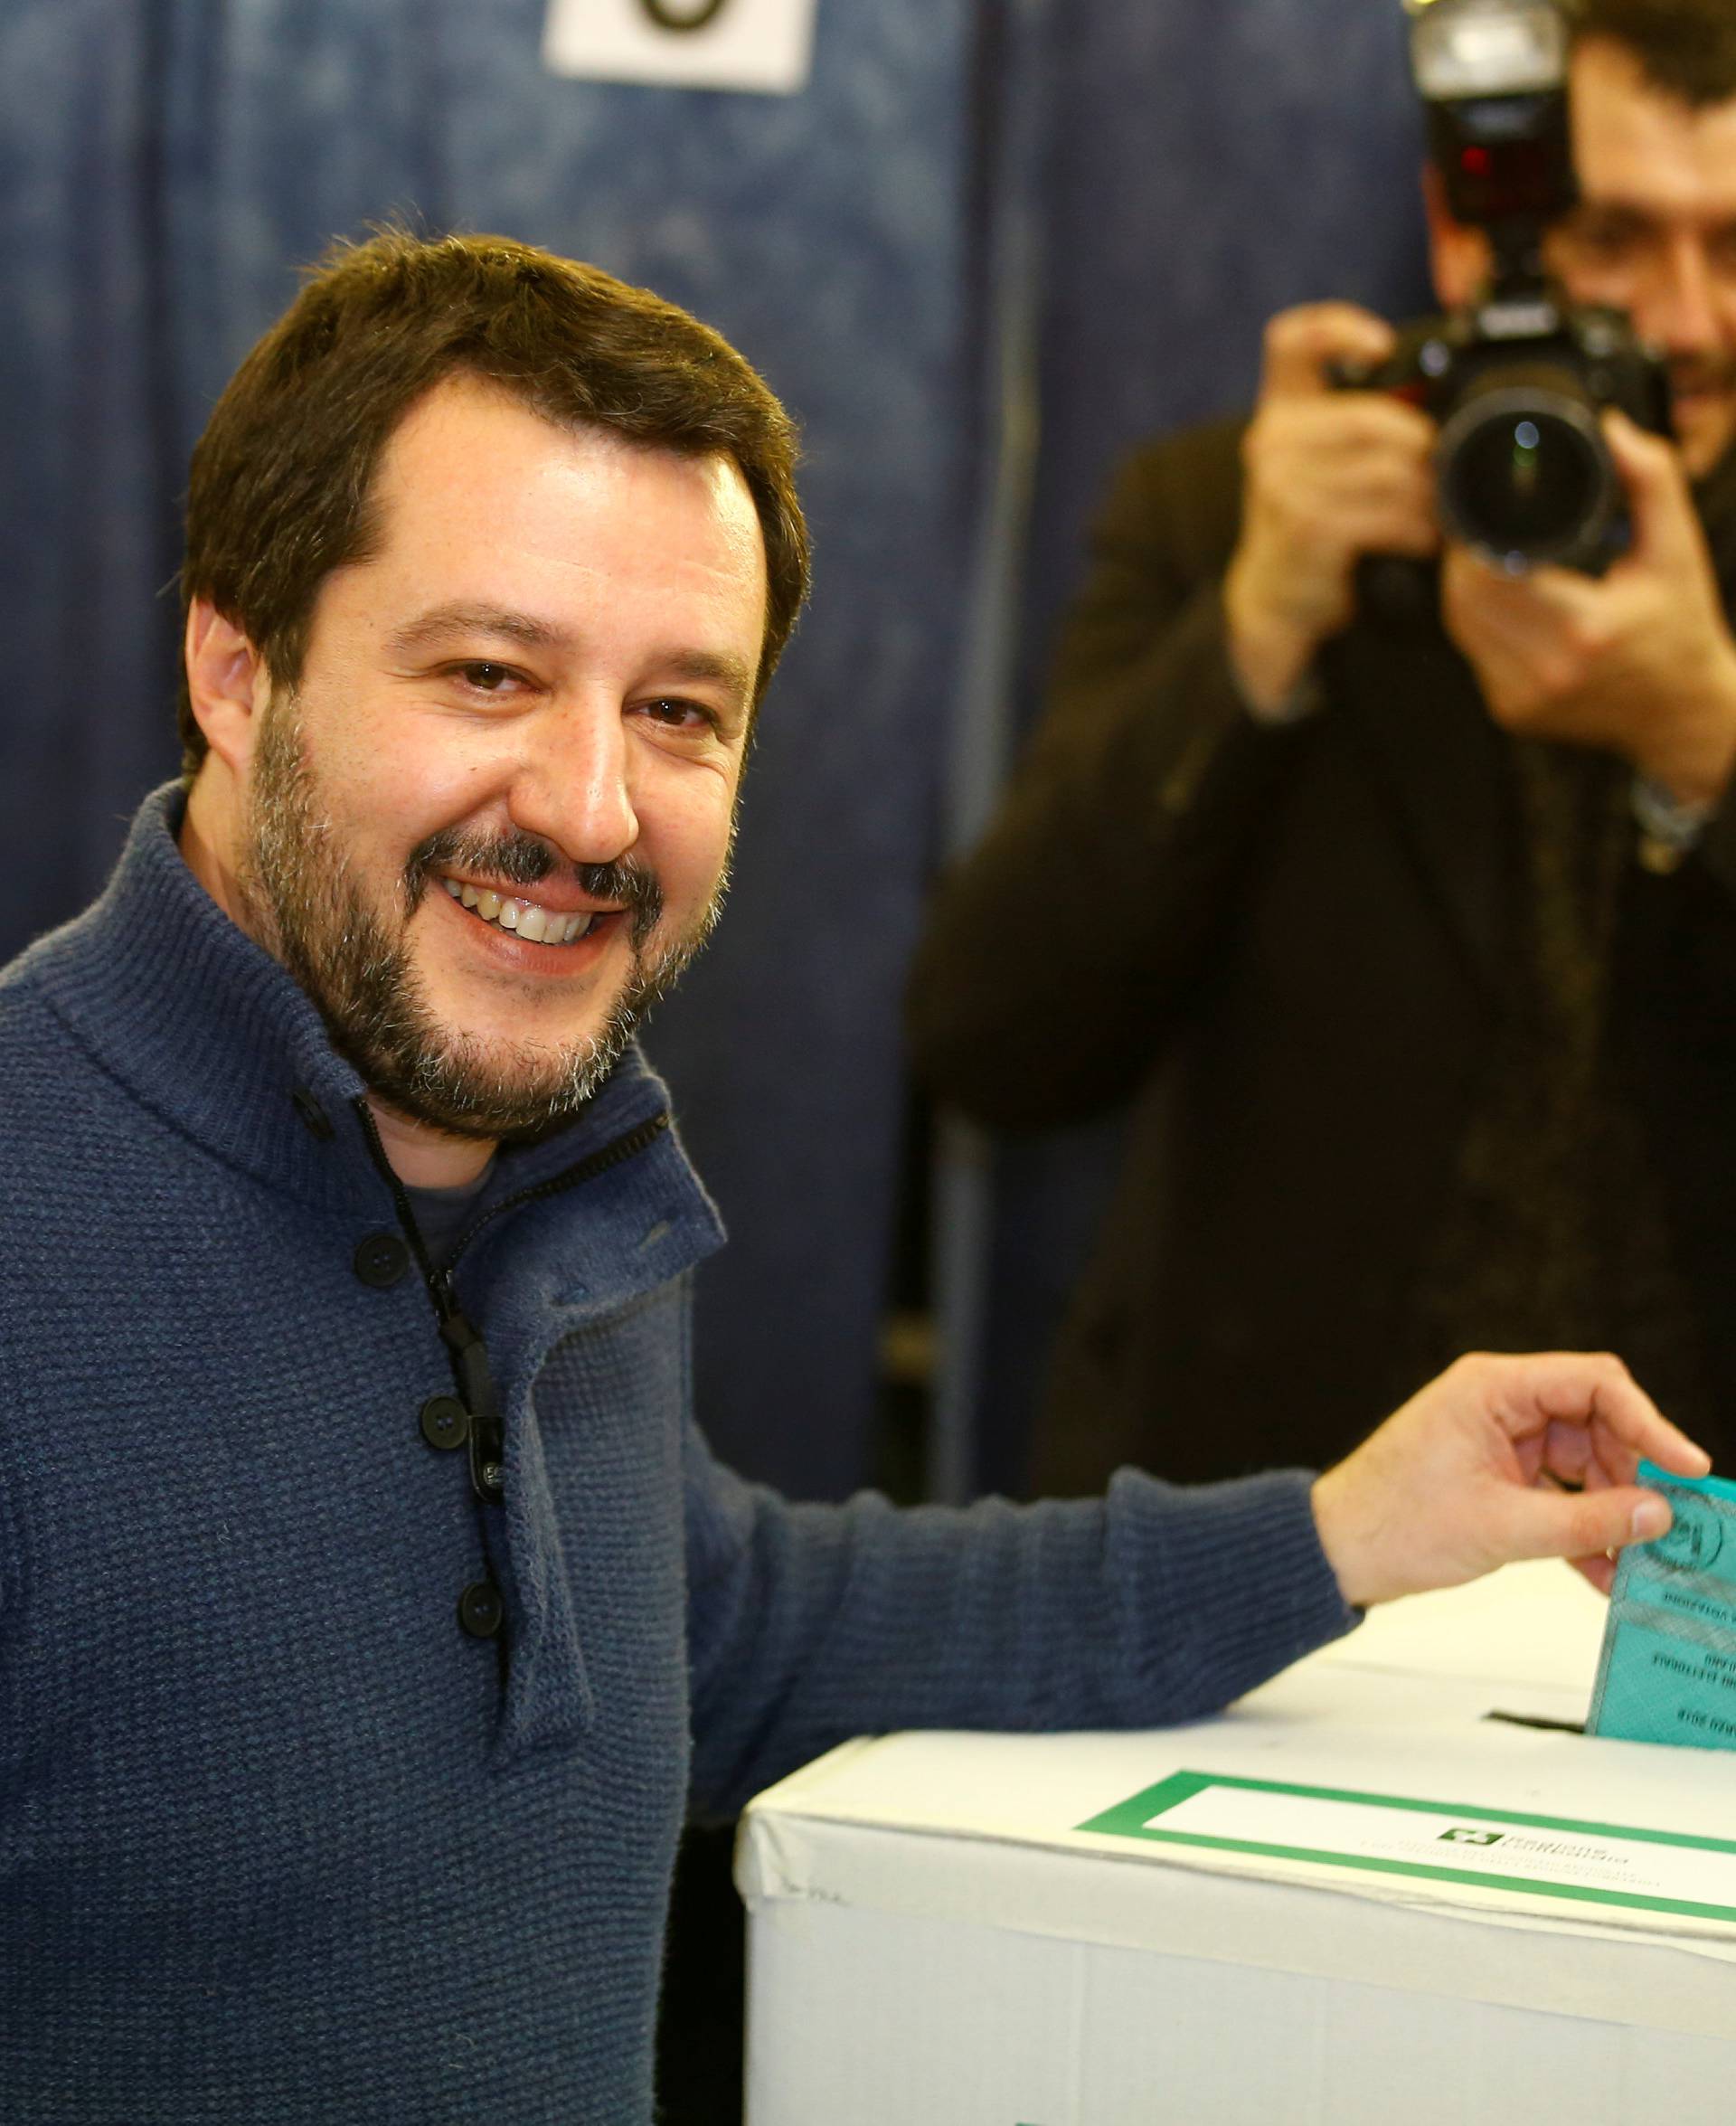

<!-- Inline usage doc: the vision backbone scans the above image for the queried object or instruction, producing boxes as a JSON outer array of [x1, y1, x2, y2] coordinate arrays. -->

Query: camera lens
[[1436, 377, 1618, 569], [1449, 408, 1601, 550]]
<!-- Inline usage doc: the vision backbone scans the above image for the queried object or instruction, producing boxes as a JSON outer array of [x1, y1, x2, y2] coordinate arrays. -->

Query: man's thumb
[[1495, 1479, 1673, 1567], [1604, 408, 1694, 565]]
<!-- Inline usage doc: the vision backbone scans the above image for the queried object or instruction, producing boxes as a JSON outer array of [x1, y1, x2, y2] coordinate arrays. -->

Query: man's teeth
[[441, 877, 597, 945]]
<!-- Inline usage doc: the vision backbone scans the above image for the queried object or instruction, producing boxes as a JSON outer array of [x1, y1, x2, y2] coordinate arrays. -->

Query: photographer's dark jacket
[[0, 788, 1353, 2122], [909, 417, 1736, 1491]]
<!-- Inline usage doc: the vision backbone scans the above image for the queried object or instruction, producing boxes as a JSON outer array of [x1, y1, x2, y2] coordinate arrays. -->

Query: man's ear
[[1421, 164, 1494, 309], [184, 600, 269, 777]]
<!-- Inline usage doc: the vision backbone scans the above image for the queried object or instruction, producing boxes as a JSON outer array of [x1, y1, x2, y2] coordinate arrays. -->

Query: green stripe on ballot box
[[1078, 1771, 1736, 1926]]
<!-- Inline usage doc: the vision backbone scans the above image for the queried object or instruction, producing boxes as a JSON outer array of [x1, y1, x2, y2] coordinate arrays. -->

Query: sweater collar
[[25, 784, 682, 1218]]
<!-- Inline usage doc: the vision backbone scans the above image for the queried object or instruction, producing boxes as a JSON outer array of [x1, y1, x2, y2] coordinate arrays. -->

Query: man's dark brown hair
[[1566, 0, 1736, 106], [179, 228, 808, 778]]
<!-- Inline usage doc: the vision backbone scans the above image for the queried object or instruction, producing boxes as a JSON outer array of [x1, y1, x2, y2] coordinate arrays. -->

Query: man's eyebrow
[[659, 647, 758, 704], [383, 603, 573, 657]]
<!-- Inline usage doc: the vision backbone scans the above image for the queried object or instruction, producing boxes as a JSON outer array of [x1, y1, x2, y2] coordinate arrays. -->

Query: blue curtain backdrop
[[946, 0, 1439, 1494], [1, 0, 1433, 1504]]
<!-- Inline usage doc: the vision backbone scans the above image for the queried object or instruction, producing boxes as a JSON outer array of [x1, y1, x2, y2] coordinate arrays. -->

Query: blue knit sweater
[[0, 789, 1355, 2121]]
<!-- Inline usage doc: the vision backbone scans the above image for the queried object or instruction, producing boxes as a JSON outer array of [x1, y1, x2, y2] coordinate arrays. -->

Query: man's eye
[[458, 662, 514, 692], [642, 697, 712, 730], [1567, 215, 1641, 261]]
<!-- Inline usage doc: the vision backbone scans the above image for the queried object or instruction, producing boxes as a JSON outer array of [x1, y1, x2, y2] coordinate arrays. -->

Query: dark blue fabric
[[967, 0, 1440, 1494], [1024, 0, 1431, 690], [0, 787, 1356, 2119]]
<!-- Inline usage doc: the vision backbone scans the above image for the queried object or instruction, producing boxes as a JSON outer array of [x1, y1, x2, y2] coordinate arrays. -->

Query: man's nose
[[1644, 236, 1723, 354], [506, 696, 640, 866]]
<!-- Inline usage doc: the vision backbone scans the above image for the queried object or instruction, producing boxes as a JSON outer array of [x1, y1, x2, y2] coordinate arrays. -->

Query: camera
[[1338, 0, 1672, 576]]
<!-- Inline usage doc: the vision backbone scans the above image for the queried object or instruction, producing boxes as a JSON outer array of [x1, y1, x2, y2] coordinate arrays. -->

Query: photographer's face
[[1429, 38, 1736, 478], [1552, 39, 1736, 477]]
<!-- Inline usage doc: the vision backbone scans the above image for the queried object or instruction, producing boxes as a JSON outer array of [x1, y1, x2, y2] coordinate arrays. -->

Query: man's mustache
[[408, 827, 664, 948]]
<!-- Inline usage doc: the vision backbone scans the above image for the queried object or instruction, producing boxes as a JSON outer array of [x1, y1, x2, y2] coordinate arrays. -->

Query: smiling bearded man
[[181, 363, 766, 1182]]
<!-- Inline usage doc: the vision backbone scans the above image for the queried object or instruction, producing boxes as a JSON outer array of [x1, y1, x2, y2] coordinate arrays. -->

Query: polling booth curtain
[[0, 0, 1004, 1504], [937, 0, 1439, 1496]]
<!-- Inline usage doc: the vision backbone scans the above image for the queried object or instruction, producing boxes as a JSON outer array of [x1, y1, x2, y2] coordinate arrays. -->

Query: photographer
[[909, 0, 1736, 1492]]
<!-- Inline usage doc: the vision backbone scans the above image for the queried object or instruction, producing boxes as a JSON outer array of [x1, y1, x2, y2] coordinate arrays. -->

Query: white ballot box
[[736, 1564, 1736, 2125]]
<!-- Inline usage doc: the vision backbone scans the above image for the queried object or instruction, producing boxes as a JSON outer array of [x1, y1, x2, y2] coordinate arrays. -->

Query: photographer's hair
[[1563, 0, 1736, 106], [178, 228, 808, 780]]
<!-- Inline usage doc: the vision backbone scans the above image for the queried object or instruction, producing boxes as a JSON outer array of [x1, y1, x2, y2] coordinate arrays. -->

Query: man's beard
[[1668, 353, 1736, 476], [241, 699, 728, 1139], [1669, 352, 1736, 403]]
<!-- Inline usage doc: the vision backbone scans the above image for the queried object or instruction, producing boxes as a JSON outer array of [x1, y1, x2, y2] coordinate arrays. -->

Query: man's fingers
[[1540, 1416, 1596, 1488], [1262, 303, 1398, 399], [1587, 1384, 1711, 1480], [1257, 393, 1439, 471], [1604, 409, 1698, 567], [1439, 552, 1593, 674], [1303, 494, 1440, 560], [1572, 1553, 1618, 1597], [1581, 1404, 1697, 1493], [1442, 547, 1591, 620], [1493, 1478, 1673, 1570], [1483, 1350, 1712, 1477]]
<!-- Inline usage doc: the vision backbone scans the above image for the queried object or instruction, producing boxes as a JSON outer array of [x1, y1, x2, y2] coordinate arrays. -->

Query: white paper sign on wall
[[542, 0, 819, 98]]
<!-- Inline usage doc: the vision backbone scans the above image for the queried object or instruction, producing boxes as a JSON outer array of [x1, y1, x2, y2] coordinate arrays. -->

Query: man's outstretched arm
[[686, 1351, 1709, 1820]]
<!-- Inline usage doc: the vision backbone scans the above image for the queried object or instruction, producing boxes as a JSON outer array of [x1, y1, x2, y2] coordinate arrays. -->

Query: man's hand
[[1311, 1351, 1712, 1610], [1224, 302, 1439, 715], [1442, 411, 1736, 807]]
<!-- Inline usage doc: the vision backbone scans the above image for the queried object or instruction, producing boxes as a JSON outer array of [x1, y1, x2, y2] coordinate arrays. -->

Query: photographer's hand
[[1224, 303, 1439, 715], [1441, 411, 1736, 808]]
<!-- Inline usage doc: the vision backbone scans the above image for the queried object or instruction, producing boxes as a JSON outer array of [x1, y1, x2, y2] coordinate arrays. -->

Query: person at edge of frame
[[908, 0, 1736, 1497], [0, 224, 1708, 2121]]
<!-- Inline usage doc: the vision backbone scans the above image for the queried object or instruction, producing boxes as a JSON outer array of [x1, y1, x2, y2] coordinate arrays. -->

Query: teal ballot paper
[[1589, 1460, 1736, 1752]]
